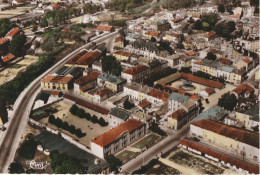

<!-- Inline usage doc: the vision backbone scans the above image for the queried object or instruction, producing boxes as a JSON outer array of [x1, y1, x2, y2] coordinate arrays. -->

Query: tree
[[151, 36, 157, 42], [40, 18, 48, 28], [9, 34, 27, 57], [98, 117, 108, 126], [206, 52, 217, 61], [194, 20, 202, 30], [70, 104, 79, 115], [0, 19, 16, 38], [123, 100, 135, 110], [18, 139, 37, 160], [91, 115, 98, 123], [69, 125, 76, 134], [101, 56, 121, 76], [48, 115, 55, 124], [105, 155, 122, 173], [9, 162, 24, 174], [32, 25, 38, 32], [218, 4, 225, 13], [218, 93, 237, 111]]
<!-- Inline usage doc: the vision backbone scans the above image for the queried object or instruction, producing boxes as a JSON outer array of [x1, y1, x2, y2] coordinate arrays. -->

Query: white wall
[[190, 124, 204, 138], [91, 142, 104, 159]]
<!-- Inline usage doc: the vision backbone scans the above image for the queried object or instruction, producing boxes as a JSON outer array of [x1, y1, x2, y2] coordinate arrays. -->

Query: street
[[0, 31, 118, 173], [120, 124, 190, 174]]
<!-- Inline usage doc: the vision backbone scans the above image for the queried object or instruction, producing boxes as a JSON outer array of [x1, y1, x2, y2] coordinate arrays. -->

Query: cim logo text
[[26, 160, 50, 170]]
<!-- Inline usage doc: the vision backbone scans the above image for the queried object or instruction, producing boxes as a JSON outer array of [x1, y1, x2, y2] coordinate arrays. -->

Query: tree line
[[70, 104, 108, 127], [48, 115, 86, 138]]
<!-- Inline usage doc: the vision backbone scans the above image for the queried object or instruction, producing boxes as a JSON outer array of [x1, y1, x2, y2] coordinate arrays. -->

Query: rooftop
[[74, 72, 100, 86], [91, 119, 144, 147], [191, 119, 259, 148], [0, 38, 9, 45], [238, 103, 259, 122], [64, 94, 110, 115], [123, 65, 149, 76], [132, 111, 152, 121], [148, 89, 170, 102], [41, 75, 72, 84], [181, 73, 224, 89], [7, 27, 19, 38], [98, 73, 126, 85], [109, 107, 131, 121], [169, 92, 189, 103], [2, 54, 15, 63], [113, 50, 131, 57], [179, 139, 259, 174], [145, 31, 159, 37], [66, 50, 101, 66], [115, 36, 124, 42], [168, 109, 187, 121], [232, 83, 254, 95], [96, 25, 113, 32], [192, 106, 227, 122], [138, 100, 151, 109]]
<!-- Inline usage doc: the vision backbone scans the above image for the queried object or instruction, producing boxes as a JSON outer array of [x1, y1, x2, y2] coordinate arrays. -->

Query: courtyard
[[39, 100, 110, 148], [131, 133, 162, 150], [0, 55, 38, 86]]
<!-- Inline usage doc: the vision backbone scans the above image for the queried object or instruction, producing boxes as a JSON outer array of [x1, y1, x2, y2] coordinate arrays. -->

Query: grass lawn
[[131, 133, 161, 150], [116, 150, 136, 163], [170, 151, 224, 174], [145, 161, 180, 175]]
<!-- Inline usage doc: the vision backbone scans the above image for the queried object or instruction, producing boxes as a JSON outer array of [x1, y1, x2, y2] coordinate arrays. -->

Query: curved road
[[0, 31, 118, 173]]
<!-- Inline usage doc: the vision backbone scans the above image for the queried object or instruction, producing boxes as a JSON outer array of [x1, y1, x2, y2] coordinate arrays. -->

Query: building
[[168, 109, 187, 130], [190, 120, 259, 163], [74, 72, 100, 94], [236, 103, 259, 131], [97, 73, 126, 92], [0, 38, 9, 56], [1, 54, 15, 63], [192, 106, 227, 122], [91, 119, 145, 159], [157, 21, 171, 32], [6, 27, 20, 40], [95, 25, 115, 33], [131, 111, 152, 132], [108, 107, 131, 127], [179, 139, 259, 174], [94, 88, 113, 103], [165, 32, 179, 42], [237, 58, 253, 71], [114, 36, 124, 49], [122, 65, 150, 83], [112, 50, 131, 61], [144, 31, 160, 41], [41, 75, 73, 91], [168, 93, 190, 112], [199, 87, 215, 98], [65, 50, 102, 69], [123, 83, 153, 101], [147, 89, 170, 104], [231, 83, 254, 99]]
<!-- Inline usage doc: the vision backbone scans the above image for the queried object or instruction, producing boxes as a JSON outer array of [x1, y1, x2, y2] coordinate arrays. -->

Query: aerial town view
[[0, 0, 259, 174]]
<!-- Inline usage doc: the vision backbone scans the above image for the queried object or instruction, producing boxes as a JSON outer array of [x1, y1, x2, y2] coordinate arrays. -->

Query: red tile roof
[[170, 33, 179, 37], [74, 72, 100, 86], [51, 3, 59, 7], [115, 36, 124, 42], [232, 83, 254, 96], [95, 88, 111, 96], [136, 29, 141, 33], [0, 38, 9, 45], [80, 85, 93, 92], [179, 139, 259, 174], [7, 27, 20, 38], [243, 58, 251, 64], [50, 91, 60, 95], [138, 100, 151, 108], [181, 73, 224, 89], [2, 54, 15, 63], [148, 89, 170, 102], [96, 25, 113, 32], [217, 58, 232, 65], [229, 13, 240, 18], [205, 87, 214, 94], [172, 18, 182, 23], [113, 50, 131, 57], [168, 109, 186, 121], [66, 51, 101, 66], [41, 75, 72, 84], [123, 65, 149, 76], [185, 51, 196, 56], [145, 31, 159, 37], [190, 95, 200, 100], [156, 83, 193, 98], [191, 120, 259, 148], [64, 93, 110, 115], [208, 31, 216, 37], [91, 119, 144, 147]]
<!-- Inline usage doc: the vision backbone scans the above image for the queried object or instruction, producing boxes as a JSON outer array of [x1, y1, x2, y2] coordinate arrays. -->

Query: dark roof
[[109, 108, 131, 121]]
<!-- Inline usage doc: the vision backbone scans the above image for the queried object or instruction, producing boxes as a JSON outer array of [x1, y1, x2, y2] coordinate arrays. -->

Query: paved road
[[120, 124, 190, 174], [0, 31, 118, 173]]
